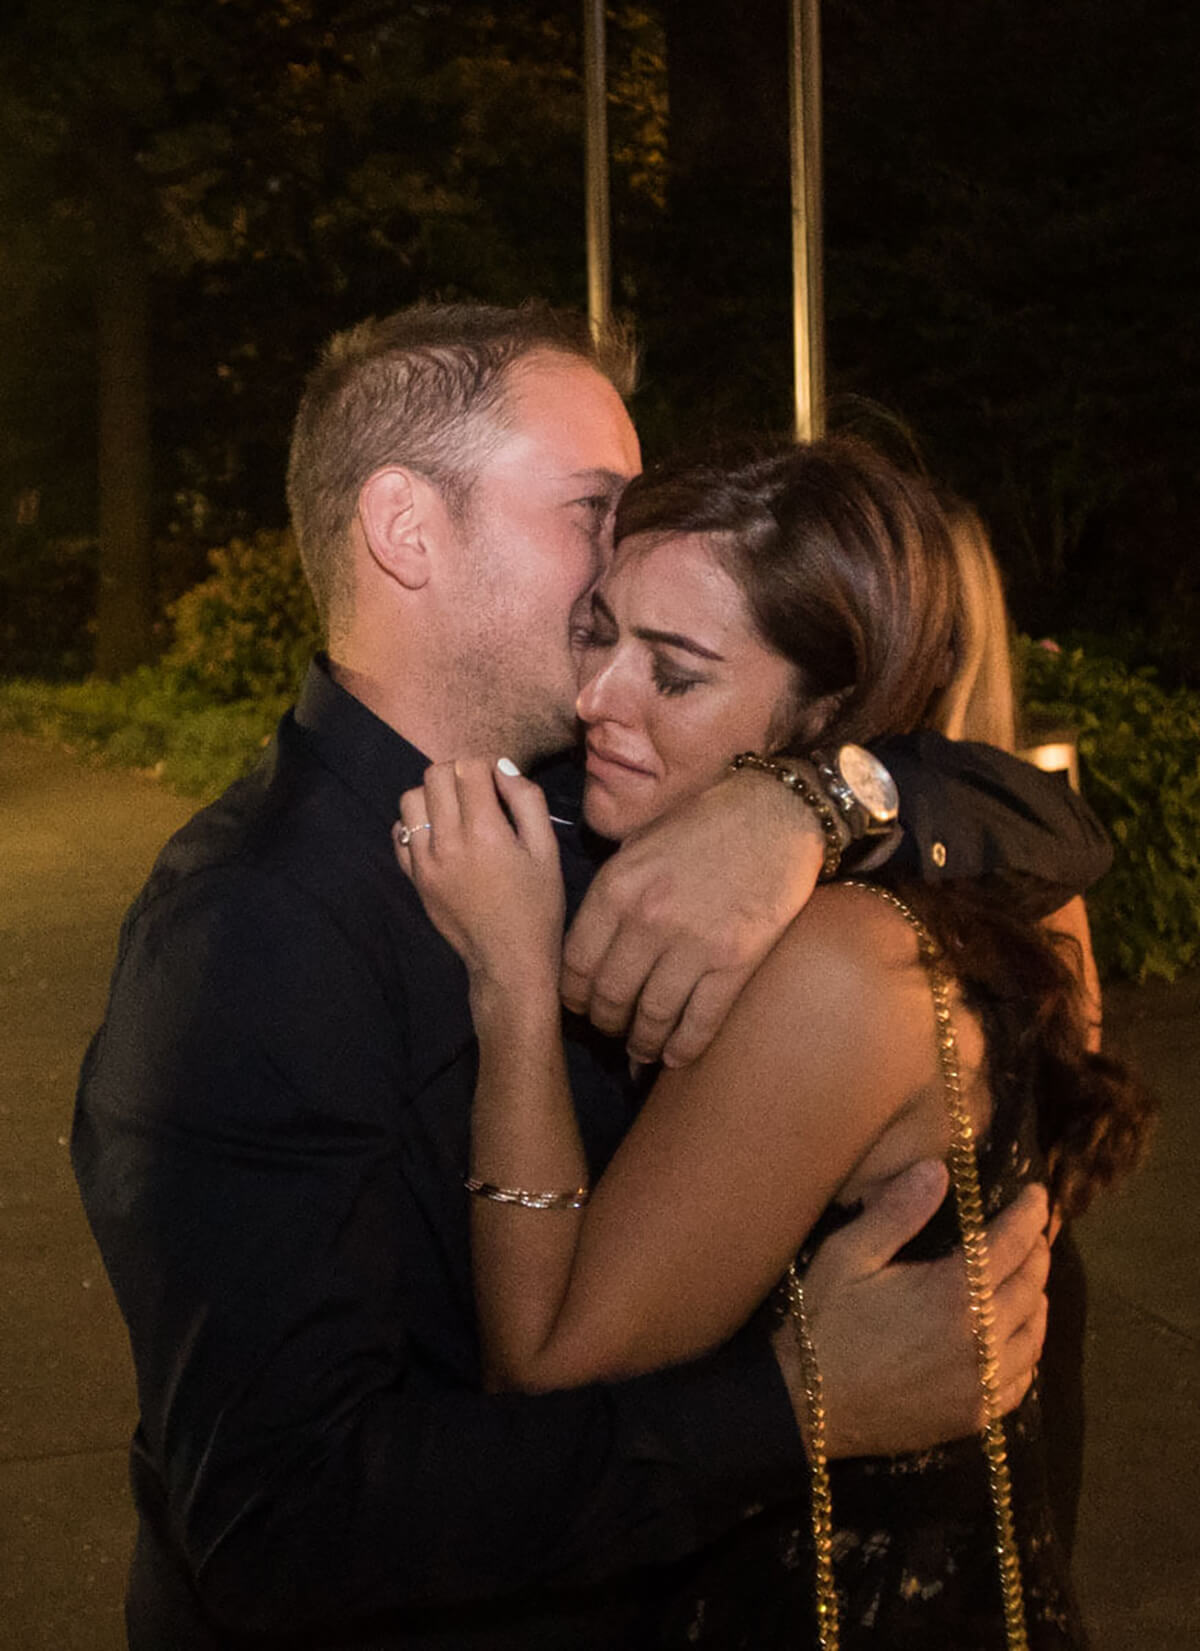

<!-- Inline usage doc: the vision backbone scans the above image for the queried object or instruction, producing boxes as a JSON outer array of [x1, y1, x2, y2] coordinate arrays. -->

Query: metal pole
[[583, 0, 612, 343], [789, 0, 825, 440]]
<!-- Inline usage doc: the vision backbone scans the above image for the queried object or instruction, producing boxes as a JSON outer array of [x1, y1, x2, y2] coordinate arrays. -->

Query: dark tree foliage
[[0, 1, 657, 673], [641, 0, 793, 446], [818, 0, 1200, 679], [0, 0, 1194, 682], [643, 0, 1198, 681]]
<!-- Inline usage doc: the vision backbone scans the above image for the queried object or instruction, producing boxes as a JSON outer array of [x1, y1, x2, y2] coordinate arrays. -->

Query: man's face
[[444, 351, 641, 763]]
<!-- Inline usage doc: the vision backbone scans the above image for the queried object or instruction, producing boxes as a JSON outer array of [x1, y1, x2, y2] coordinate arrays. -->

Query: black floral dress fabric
[[654, 992, 1088, 1650]]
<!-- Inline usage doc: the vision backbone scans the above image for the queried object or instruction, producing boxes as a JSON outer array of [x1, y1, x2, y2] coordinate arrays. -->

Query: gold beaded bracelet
[[730, 752, 844, 880], [464, 1176, 590, 1211]]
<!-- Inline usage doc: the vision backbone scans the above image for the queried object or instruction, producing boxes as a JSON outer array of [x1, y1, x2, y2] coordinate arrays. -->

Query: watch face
[[838, 744, 899, 823]]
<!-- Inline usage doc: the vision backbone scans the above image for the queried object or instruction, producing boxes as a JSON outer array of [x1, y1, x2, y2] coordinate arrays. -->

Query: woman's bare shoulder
[[707, 879, 934, 1087], [768, 880, 921, 994]]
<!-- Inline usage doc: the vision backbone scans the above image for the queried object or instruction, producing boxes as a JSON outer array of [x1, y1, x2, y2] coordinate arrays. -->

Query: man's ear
[[357, 467, 447, 591]]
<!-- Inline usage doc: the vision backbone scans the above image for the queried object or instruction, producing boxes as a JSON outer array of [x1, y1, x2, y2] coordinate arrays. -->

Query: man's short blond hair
[[286, 302, 638, 634]]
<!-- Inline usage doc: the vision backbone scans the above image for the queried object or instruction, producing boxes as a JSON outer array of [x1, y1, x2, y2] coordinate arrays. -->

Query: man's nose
[[593, 527, 615, 579]]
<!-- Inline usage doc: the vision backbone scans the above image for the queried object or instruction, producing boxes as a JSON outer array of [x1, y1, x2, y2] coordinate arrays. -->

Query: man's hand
[[562, 766, 829, 1066], [772, 1162, 1050, 1459]]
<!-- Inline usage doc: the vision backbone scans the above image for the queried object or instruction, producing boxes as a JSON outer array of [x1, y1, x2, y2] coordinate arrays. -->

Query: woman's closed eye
[[652, 657, 703, 697]]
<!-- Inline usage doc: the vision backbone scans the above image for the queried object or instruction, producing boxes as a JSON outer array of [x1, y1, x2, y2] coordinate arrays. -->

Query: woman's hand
[[394, 758, 565, 1002]]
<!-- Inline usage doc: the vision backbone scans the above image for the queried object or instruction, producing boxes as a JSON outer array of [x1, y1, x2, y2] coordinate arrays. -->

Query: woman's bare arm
[[399, 762, 979, 1397], [466, 977, 590, 1390], [463, 865, 951, 1391], [393, 759, 595, 1388]]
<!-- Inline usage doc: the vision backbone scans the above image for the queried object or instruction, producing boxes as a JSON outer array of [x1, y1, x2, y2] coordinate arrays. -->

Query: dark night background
[[0, 19, 1196, 1647], [1, 0, 1196, 683]]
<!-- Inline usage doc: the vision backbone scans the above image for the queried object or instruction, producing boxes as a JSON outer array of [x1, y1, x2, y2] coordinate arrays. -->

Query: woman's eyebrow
[[591, 590, 725, 661], [634, 626, 725, 662]]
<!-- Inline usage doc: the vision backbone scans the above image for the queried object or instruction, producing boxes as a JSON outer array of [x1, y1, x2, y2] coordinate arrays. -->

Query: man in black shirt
[[74, 305, 1106, 1648]]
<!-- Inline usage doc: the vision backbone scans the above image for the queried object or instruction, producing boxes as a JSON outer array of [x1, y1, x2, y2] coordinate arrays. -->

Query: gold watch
[[810, 744, 900, 842]]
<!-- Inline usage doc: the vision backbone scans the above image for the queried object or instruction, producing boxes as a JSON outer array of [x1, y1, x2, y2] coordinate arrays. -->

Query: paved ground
[[1, 731, 1196, 1649], [1071, 968, 1200, 1646]]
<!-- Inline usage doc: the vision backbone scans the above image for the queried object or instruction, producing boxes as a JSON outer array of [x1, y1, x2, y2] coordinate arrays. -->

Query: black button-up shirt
[[72, 660, 1109, 1649], [73, 663, 810, 1649]]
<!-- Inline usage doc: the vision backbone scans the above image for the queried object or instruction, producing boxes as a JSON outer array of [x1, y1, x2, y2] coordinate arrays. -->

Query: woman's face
[[575, 532, 798, 840]]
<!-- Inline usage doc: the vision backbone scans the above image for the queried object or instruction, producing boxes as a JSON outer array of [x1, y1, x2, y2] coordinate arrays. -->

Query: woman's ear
[[357, 467, 445, 591], [783, 687, 851, 749]]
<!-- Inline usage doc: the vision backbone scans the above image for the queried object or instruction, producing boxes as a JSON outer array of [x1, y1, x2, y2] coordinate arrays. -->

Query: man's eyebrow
[[592, 591, 725, 663], [563, 467, 629, 495]]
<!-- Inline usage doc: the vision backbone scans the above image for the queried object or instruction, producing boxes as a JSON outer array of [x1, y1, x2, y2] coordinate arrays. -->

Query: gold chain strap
[[784, 1263, 839, 1650], [786, 882, 1030, 1651]]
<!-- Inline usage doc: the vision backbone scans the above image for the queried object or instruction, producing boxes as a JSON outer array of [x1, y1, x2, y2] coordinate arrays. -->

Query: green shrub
[[1020, 639, 1200, 982], [0, 528, 317, 797], [163, 530, 321, 703], [0, 671, 285, 797], [159, 700, 287, 796]]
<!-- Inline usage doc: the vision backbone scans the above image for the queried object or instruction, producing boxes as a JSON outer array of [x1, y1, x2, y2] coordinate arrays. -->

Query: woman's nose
[[576, 656, 624, 726], [575, 662, 604, 725]]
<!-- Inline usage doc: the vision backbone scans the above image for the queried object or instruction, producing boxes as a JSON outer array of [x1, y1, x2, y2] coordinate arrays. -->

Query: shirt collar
[[292, 655, 429, 828], [291, 653, 592, 842]]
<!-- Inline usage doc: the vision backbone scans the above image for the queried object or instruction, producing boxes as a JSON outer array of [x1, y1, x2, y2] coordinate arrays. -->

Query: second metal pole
[[789, 0, 825, 440], [583, 0, 612, 343]]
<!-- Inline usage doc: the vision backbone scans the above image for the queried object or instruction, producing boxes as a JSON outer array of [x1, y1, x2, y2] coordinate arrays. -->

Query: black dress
[[654, 988, 1088, 1651]]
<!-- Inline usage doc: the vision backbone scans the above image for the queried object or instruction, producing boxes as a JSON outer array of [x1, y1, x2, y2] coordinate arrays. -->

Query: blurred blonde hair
[[925, 496, 1108, 1060], [927, 500, 1017, 751]]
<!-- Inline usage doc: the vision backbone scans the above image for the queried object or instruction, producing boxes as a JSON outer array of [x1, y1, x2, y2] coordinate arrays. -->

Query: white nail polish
[[497, 757, 521, 777]]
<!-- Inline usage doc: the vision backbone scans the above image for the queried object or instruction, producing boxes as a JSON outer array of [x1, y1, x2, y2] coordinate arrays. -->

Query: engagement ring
[[396, 821, 433, 847]]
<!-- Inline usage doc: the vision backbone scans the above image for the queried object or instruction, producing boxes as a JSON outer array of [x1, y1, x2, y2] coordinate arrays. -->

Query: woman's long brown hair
[[615, 437, 1154, 1217]]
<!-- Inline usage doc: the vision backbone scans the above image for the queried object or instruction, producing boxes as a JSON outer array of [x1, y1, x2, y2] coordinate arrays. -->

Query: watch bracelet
[[730, 752, 844, 880]]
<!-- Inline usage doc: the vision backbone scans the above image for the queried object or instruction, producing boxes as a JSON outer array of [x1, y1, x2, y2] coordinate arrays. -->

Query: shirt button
[[931, 840, 947, 869]]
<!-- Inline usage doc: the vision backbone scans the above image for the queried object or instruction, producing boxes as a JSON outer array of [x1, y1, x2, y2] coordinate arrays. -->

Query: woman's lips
[[585, 742, 654, 783]]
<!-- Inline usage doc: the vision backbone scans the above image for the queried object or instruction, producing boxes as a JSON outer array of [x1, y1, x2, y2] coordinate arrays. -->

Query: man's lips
[[585, 741, 655, 782]]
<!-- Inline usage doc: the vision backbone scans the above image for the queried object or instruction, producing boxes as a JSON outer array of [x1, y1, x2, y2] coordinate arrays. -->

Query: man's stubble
[[443, 524, 581, 769]]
